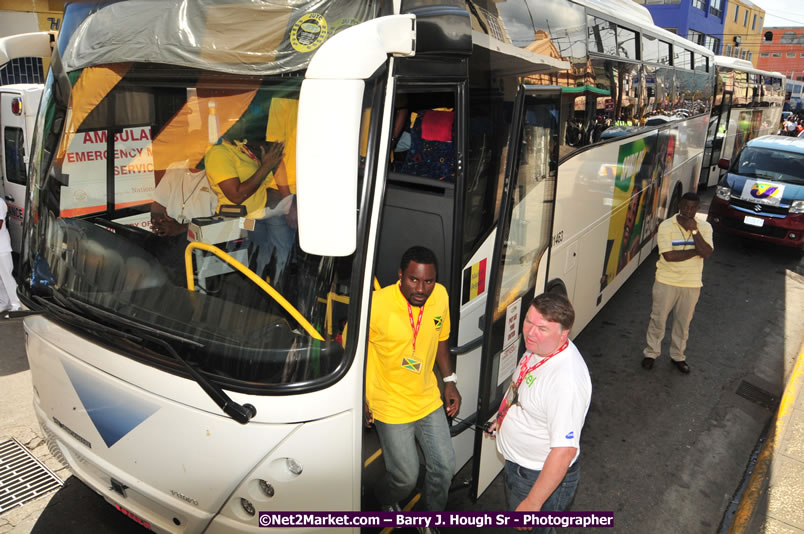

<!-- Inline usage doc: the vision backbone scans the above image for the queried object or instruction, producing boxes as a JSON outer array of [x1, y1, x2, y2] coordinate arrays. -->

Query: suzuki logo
[[754, 204, 762, 212]]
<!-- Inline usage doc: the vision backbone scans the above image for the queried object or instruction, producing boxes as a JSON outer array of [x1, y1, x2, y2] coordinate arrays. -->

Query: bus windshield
[[25, 62, 373, 391]]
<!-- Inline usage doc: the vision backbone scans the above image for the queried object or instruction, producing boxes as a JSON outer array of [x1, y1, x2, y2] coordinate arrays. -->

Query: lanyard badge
[[400, 283, 425, 373]]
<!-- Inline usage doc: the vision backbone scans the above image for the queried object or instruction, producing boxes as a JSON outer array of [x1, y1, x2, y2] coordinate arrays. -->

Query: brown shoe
[[641, 357, 655, 370], [672, 360, 690, 374]]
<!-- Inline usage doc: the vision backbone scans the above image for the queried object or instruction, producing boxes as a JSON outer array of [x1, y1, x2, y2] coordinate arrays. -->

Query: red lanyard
[[514, 341, 568, 388], [496, 340, 569, 429], [401, 284, 425, 356], [240, 143, 260, 163]]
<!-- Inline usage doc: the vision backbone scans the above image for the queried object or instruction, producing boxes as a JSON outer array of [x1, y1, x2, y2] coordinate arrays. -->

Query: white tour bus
[[699, 56, 785, 188], [0, 32, 52, 253], [19, 1, 712, 532]]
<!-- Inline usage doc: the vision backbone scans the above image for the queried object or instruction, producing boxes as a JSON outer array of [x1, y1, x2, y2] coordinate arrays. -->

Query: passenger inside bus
[[203, 105, 289, 282], [149, 160, 218, 283], [391, 93, 456, 183]]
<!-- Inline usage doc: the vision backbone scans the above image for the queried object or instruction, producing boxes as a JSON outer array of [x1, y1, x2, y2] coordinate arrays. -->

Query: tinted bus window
[[675, 48, 692, 70], [588, 16, 617, 56], [642, 34, 660, 63], [694, 54, 708, 72], [617, 26, 638, 59], [658, 41, 672, 65], [496, 0, 587, 62]]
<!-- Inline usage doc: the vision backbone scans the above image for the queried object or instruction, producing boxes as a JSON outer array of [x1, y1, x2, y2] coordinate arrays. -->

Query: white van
[[1, 84, 43, 252], [0, 31, 53, 253]]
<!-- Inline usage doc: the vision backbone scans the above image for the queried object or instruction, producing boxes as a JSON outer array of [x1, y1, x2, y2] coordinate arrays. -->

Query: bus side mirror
[[717, 158, 730, 170], [296, 79, 364, 256]]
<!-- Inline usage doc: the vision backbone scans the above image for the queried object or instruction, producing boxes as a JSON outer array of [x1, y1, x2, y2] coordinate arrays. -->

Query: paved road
[[444, 192, 804, 533], [2, 190, 803, 533]]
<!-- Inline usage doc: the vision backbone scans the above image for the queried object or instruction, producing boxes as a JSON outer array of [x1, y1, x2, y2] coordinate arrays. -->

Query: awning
[[471, 30, 570, 77]]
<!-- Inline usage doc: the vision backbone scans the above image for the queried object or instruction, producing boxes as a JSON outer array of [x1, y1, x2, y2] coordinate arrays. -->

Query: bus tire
[[667, 187, 682, 220]]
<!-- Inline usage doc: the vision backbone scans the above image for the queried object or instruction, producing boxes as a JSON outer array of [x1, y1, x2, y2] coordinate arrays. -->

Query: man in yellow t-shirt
[[204, 131, 283, 218], [366, 246, 460, 512], [642, 192, 713, 374], [204, 108, 289, 282], [265, 97, 298, 221]]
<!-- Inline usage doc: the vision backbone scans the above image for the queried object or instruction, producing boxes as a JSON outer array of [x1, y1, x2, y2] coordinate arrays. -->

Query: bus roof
[[574, 0, 715, 59], [713, 55, 786, 80]]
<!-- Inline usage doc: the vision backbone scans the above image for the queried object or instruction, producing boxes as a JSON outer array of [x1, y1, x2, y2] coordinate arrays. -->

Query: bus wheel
[[667, 188, 681, 219]]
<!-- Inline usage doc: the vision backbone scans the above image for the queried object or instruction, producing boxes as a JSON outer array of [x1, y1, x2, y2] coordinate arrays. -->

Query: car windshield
[[733, 146, 804, 185], [24, 63, 376, 390]]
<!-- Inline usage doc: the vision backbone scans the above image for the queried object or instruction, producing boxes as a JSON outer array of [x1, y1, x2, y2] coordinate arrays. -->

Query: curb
[[727, 341, 804, 534]]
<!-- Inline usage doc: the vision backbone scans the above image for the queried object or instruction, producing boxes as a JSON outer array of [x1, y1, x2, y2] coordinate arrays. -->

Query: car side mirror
[[717, 158, 730, 170]]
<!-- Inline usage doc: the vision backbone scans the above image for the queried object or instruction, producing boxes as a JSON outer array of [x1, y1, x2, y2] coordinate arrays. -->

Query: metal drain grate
[[0, 438, 63, 514], [735, 381, 778, 411]]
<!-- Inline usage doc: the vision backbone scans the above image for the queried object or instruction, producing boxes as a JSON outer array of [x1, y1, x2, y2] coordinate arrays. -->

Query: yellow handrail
[[184, 241, 324, 341]]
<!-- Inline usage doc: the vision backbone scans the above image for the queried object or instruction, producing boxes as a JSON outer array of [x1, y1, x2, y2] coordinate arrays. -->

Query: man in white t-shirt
[[488, 293, 591, 533], [0, 200, 22, 313], [150, 165, 218, 236]]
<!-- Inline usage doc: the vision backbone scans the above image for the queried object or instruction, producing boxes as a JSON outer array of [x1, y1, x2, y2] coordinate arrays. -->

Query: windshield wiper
[[41, 292, 257, 425], [34, 295, 142, 343]]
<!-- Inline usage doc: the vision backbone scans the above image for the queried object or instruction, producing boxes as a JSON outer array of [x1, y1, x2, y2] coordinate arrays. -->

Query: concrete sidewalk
[[727, 341, 804, 534]]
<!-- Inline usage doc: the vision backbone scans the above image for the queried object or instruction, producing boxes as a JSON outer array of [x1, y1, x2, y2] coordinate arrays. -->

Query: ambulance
[[0, 31, 53, 253]]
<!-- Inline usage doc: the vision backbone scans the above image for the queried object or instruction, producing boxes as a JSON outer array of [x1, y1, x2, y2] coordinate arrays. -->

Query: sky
[[753, 0, 804, 27]]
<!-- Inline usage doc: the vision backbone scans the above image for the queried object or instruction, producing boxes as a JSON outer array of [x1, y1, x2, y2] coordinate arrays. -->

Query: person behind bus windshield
[[204, 114, 284, 217], [204, 107, 290, 281]]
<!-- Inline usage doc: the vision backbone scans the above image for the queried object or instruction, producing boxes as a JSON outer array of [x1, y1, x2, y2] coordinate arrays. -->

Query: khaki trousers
[[643, 280, 700, 362]]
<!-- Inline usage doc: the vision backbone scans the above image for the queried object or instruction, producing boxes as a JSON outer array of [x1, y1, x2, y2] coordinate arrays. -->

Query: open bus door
[[469, 87, 560, 500], [701, 91, 733, 188]]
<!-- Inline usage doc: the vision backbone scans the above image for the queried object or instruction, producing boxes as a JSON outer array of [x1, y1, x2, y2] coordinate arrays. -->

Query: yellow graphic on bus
[[290, 13, 328, 53]]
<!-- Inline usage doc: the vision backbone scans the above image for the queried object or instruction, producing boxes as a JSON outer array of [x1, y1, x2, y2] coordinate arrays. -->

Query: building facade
[[721, 0, 764, 67], [635, 0, 725, 55], [758, 27, 804, 108]]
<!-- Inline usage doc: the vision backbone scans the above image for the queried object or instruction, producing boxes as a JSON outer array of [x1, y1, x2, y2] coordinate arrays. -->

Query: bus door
[[364, 82, 464, 506], [470, 87, 560, 500], [701, 91, 733, 188]]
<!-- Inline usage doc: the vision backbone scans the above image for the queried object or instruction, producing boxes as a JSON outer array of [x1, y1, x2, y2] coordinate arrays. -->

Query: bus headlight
[[240, 497, 255, 516], [790, 200, 804, 214], [286, 458, 303, 476], [716, 185, 731, 201]]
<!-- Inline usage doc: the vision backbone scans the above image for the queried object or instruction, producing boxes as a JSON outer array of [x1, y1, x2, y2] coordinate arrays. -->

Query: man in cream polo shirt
[[641, 192, 714, 374]]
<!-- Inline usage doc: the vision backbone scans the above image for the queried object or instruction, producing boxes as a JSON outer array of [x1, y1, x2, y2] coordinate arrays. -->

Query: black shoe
[[672, 360, 690, 374], [641, 357, 655, 370]]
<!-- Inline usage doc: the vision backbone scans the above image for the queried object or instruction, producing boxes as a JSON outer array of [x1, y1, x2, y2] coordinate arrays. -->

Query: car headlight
[[790, 200, 804, 214], [716, 185, 731, 201]]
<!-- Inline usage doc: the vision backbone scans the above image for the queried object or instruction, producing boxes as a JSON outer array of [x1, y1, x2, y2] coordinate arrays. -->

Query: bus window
[[674, 48, 692, 70], [496, 0, 587, 60], [588, 16, 617, 56], [390, 91, 456, 183], [642, 34, 660, 63], [694, 70, 714, 115], [590, 59, 641, 138], [694, 54, 708, 73], [464, 87, 510, 262], [617, 26, 638, 60], [658, 41, 672, 65]]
